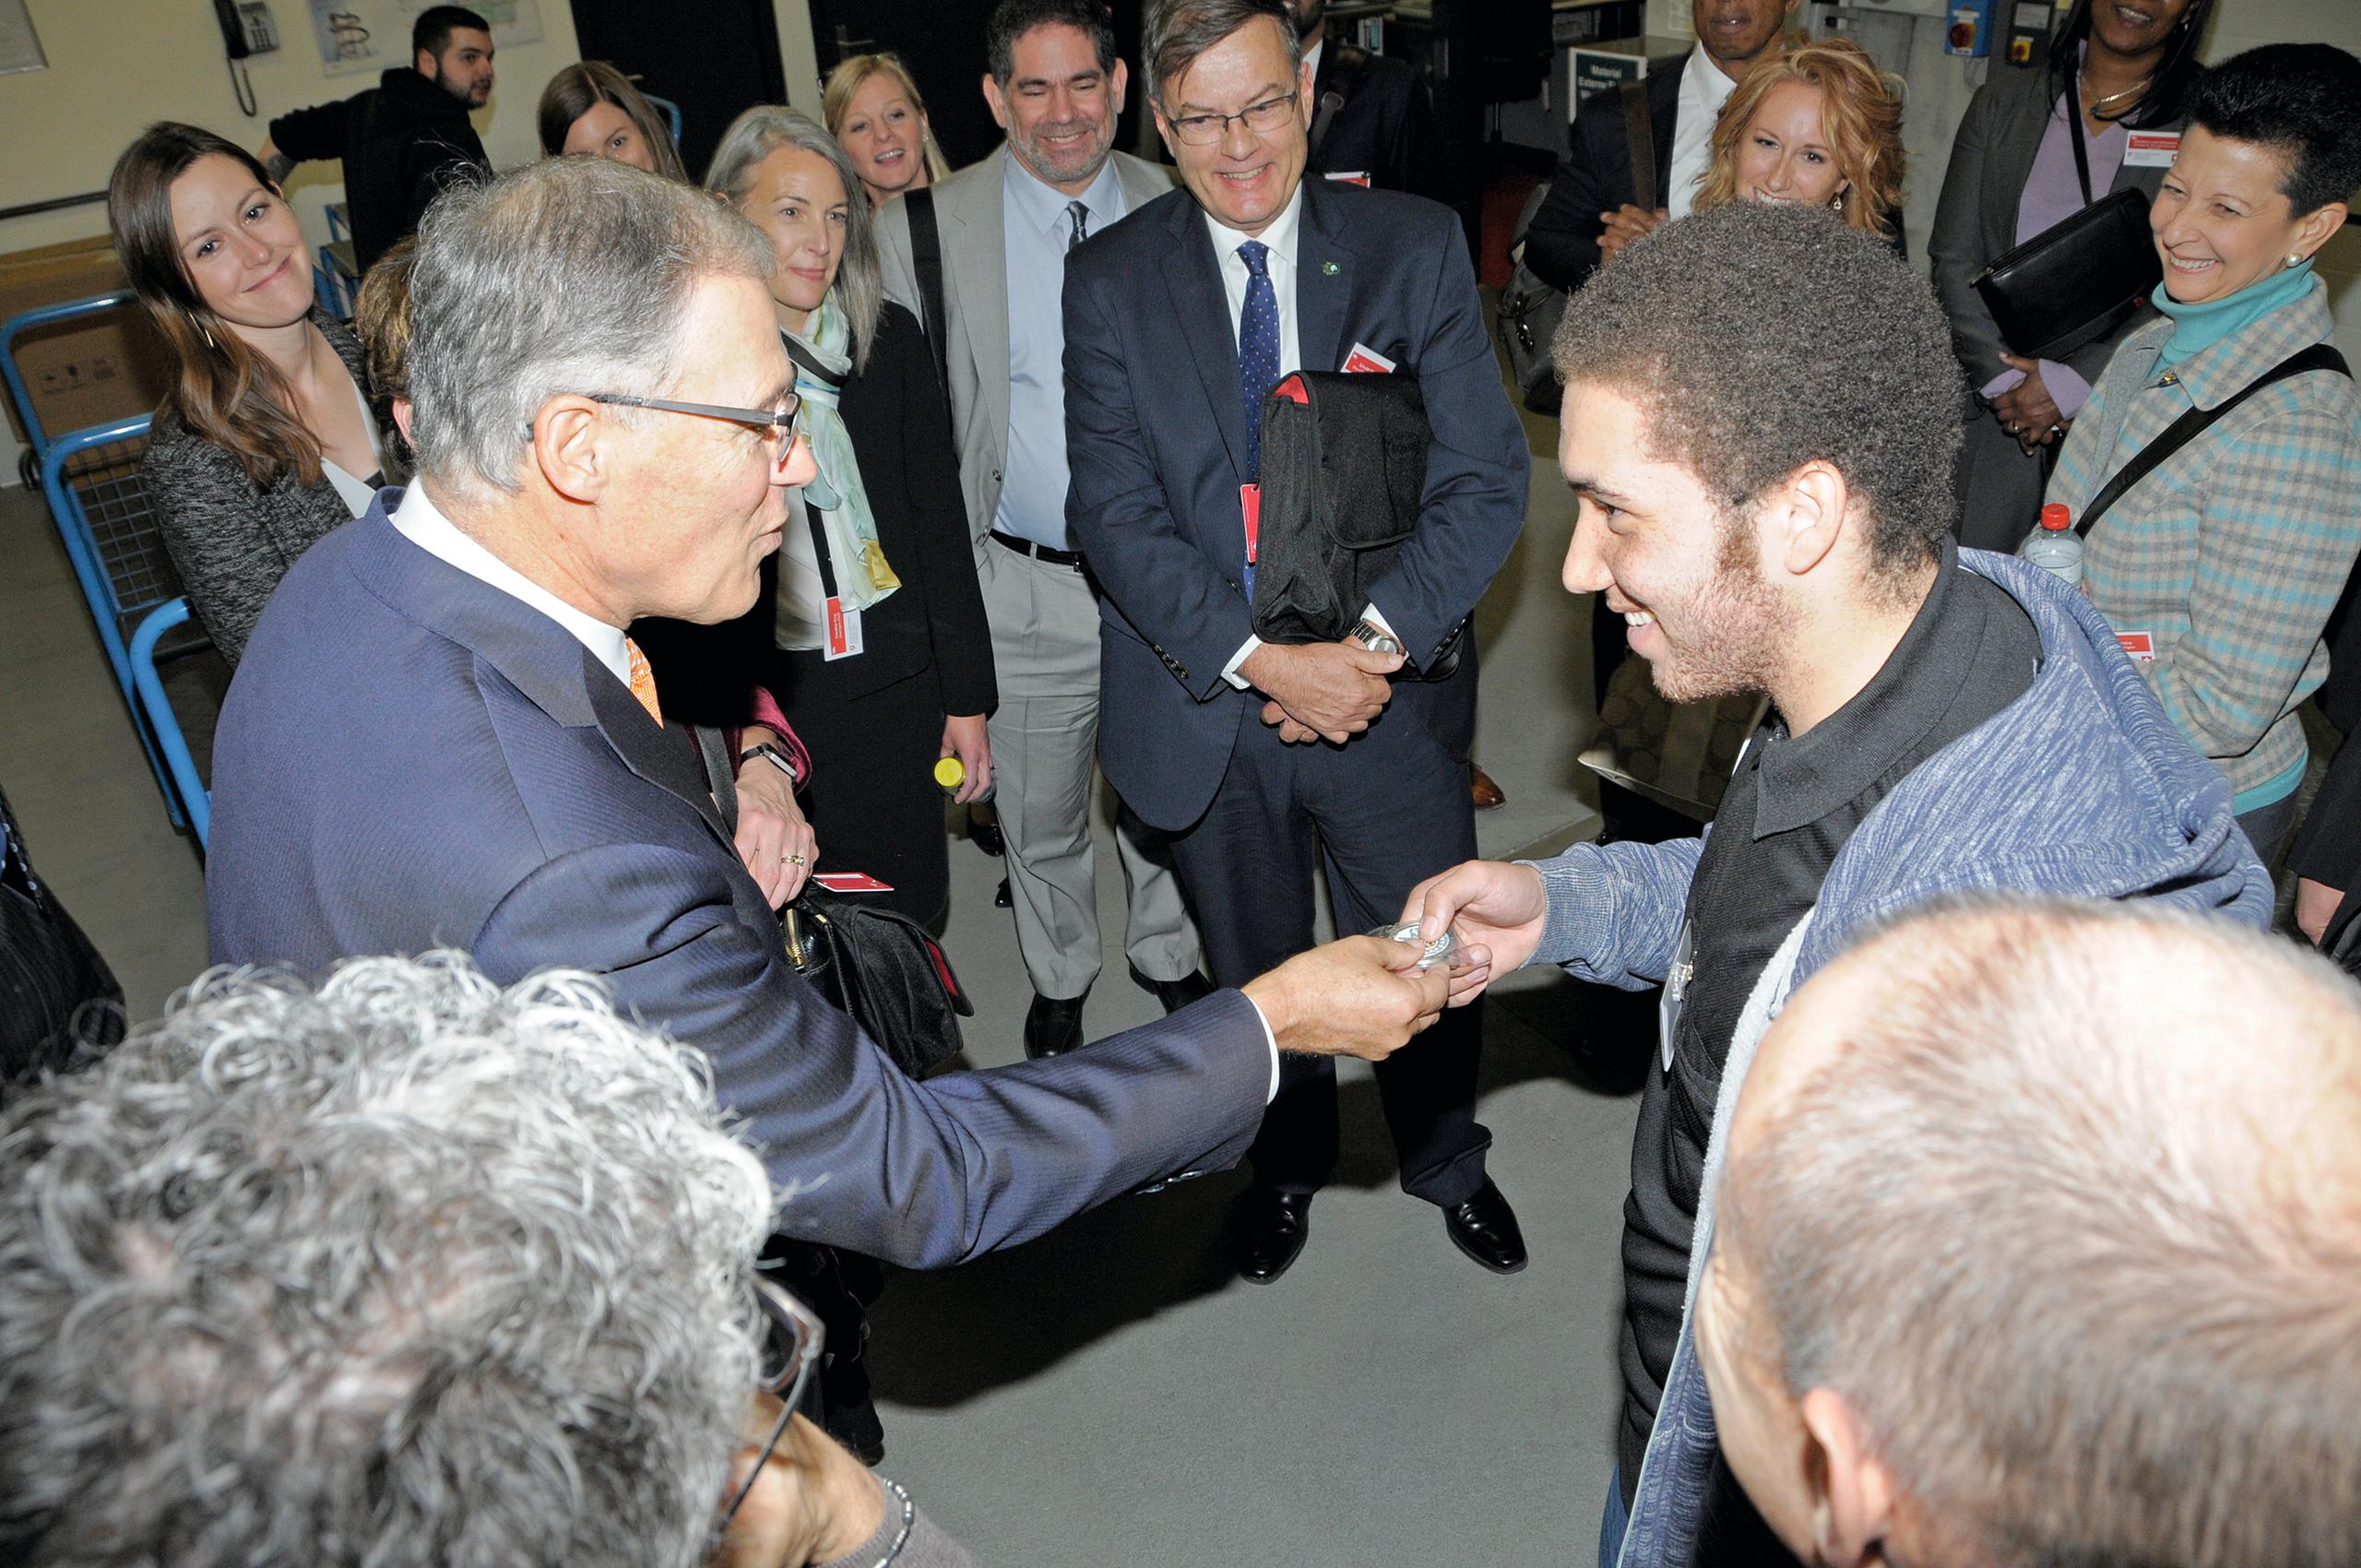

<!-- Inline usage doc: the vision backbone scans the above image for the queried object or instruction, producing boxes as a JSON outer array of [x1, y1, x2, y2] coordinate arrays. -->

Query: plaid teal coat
[[2049, 279, 2361, 803]]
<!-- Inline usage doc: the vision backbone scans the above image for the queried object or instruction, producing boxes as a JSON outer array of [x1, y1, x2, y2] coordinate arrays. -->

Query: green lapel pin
[[1321, 260, 1340, 275]]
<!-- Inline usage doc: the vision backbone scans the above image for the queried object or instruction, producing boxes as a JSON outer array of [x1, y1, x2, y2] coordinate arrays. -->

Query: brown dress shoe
[[1470, 763, 1508, 810]]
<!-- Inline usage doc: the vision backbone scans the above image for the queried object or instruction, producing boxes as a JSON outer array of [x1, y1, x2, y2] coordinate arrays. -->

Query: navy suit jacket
[[205, 502, 1270, 1268], [1063, 178, 1528, 832]]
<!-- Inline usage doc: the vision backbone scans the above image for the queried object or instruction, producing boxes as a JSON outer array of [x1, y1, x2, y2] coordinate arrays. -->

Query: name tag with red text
[[2118, 631, 2156, 665], [2124, 131, 2181, 168], [824, 597, 865, 661]]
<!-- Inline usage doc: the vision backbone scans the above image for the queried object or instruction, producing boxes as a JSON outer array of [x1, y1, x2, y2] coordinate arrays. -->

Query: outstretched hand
[[1241, 934, 1450, 1059], [1399, 859, 1551, 1005]]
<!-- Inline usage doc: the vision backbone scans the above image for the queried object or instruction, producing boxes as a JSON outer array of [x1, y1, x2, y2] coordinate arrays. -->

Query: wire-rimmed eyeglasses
[[1162, 89, 1300, 145], [526, 390, 805, 472], [715, 1276, 826, 1534]]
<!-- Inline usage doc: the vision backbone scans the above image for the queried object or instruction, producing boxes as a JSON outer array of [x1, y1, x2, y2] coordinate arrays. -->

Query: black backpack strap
[[2077, 344, 2349, 537], [1311, 42, 1374, 159], [904, 186, 952, 401]]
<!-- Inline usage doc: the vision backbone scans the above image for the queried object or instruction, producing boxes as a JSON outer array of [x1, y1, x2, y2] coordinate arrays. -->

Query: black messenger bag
[[1252, 370, 1463, 677]]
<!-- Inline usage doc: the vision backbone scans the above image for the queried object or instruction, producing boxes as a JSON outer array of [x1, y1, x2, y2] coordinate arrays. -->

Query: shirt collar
[[1683, 43, 1740, 111], [1002, 145, 1128, 240], [1750, 538, 1982, 837], [1305, 37, 1324, 84], [1204, 181, 1306, 274], [389, 481, 634, 685]]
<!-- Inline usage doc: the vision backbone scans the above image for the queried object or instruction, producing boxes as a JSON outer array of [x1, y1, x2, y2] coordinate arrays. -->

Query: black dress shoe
[[1024, 992, 1087, 1059], [1132, 965, 1215, 1014], [1442, 1179, 1528, 1274], [1233, 1188, 1314, 1283]]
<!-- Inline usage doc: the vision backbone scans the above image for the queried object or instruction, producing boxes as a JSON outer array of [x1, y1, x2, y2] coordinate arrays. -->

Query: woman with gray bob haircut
[[0, 953, 980, 1568], [674, 108, 994, 929]]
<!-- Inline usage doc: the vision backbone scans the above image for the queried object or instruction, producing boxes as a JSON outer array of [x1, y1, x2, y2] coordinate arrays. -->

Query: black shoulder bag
[[781, 889, 973, 1079], [0, 786, 125, 1092], [1972, 78, 2164, 362]]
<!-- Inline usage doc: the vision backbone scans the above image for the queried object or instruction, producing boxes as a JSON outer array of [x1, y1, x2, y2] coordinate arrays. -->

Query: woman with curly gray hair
[[0, 954, 979, 1568]]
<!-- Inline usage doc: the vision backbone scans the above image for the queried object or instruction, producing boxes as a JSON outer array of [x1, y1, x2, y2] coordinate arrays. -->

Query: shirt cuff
[[1223, 634, 1266, 691], [1980, 366, 2027, 401], [2043, 361, 2094, 419], [1241, 992, 1282, 1102], [1359, 601, 1394, 638]]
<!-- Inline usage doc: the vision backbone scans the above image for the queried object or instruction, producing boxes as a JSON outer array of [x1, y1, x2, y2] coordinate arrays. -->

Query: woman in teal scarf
[[706, 108, 996, 927], [2048, 43, 2361, 863]]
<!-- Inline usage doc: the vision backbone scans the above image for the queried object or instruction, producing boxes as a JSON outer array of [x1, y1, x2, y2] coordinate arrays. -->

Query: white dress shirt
[[390, 482, 633, 685], [1667, 44, 1738, 223]]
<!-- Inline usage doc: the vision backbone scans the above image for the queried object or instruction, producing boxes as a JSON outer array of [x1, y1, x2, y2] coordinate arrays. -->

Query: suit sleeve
[[884, 310, 994, 717], [875, 197, 920, 321], [1928, 81, 2015, 390], [2294, 726, 2361, 893], [1063, 257, 1261, 700], [1361, 214, 1530, 666], [1523, 111, 1620, 292], [473, 840, 1269, 1268], [267, 98, 349, 164]]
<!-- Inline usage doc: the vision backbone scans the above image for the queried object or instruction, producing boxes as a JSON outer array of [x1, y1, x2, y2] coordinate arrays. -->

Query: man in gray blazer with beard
[[878, 0, 1209, 1062]]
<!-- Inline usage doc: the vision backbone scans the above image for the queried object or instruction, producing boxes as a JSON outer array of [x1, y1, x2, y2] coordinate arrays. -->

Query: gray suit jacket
[[1928, 62, 2180, 392], [874, 146, 1175, 564]]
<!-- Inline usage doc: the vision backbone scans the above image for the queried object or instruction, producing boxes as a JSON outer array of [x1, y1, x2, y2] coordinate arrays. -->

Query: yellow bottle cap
[[933, 756, 966, 789]]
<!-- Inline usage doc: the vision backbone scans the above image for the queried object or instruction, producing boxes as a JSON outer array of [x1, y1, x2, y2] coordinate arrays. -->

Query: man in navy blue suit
[[203, 154, 1451, 1274], [1065, 0, 1531, 1282]]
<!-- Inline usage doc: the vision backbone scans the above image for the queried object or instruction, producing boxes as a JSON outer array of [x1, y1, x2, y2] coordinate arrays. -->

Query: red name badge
[[2117, 631, 2156, 665], [824, 596, 864, 661], [1241, 482, 1260, 565]]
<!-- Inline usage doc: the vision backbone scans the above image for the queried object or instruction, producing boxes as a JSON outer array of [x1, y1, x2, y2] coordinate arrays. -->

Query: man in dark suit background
[[1523, 0, 1799, 291], [205, 154, 1453, 1276], [1065, 0, 1531, 1282], [1284, 0, 1444, 202]]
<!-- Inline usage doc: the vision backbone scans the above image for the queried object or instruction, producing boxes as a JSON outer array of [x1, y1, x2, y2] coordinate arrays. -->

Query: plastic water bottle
[[2021, 503, 2083, 588]]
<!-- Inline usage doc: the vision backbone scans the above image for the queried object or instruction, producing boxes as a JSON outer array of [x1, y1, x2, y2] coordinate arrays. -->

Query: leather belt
[[990, 529, 1083, 568]]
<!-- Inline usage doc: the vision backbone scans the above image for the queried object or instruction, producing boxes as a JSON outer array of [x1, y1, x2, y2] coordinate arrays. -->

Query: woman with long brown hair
[[536, 61, 688, 183], [113, 122, 399, 665]]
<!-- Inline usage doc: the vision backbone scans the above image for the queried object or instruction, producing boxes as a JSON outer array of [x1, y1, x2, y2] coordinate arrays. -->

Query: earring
[[2287, 253, 2306, 267], [189, 313, 218, 351], [1829, 191, 1845, 213]]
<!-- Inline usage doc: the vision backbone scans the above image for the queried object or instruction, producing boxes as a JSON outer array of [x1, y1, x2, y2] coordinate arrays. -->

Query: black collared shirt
[[1614, 540, 2043, 1494]]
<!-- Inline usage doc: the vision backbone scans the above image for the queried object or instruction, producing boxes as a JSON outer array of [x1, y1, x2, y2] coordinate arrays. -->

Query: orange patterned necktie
[[623, 636, 663, 726]]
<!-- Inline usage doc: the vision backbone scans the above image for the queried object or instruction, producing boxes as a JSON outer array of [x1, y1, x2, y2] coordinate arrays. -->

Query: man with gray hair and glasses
[[0, 954, 978, 1568], [1693, 897, 2361, 1568], [204, 155, 1453, 1273]]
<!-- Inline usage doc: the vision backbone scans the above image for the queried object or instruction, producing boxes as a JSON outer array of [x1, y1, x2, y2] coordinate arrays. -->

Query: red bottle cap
[[2040, 503, 2072, 531]]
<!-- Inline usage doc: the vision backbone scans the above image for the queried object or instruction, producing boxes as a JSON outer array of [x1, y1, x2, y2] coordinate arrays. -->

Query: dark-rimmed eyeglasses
[[1163, 90, 1300, 146], [715, 1276, 826, 1534], [526, 391, 805, 472]]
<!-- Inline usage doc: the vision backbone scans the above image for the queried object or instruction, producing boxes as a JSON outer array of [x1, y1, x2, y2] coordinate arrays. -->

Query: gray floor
[[2, 384, 1643, 1564]]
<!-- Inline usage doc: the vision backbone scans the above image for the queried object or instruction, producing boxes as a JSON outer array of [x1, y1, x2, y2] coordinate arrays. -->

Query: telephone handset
[[215, 0, 278, 114]]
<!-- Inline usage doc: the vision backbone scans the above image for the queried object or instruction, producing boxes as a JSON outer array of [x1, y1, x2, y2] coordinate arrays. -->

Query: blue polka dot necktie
[[1237, 239, 1279, 481]]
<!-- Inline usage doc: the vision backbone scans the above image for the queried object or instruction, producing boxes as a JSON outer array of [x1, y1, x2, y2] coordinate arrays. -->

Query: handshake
[[1237, 856, 1548, 1062]]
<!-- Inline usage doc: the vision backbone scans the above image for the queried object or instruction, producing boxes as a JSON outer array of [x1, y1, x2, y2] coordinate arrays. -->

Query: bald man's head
[[1694, 897, 2361, 1568]]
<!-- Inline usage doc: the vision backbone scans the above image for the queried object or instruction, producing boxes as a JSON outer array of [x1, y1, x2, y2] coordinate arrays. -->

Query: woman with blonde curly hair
[[822, 53, 952, 206], [1695, 38, 1904, 245]]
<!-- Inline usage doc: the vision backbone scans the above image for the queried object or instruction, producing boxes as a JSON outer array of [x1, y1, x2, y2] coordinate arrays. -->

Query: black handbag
[[1971, 80, 2163, 362], [1498, 180, 1567, 413], [1, 784, 126, 1091], [780, 886, 971, 1078], [1252, 369, 1462, 678]]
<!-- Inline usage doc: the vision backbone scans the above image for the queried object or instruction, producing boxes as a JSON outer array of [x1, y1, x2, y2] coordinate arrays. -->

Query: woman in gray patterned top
[[109, 122, 401, 666]]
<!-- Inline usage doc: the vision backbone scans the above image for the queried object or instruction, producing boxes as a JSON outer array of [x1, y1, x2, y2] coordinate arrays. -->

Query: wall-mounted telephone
[[216, 0, 278, 114]]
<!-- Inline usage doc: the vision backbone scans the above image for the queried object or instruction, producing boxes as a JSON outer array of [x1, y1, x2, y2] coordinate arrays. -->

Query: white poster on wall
[[313, 0, 541, 77], [0, 0, 47, 76]]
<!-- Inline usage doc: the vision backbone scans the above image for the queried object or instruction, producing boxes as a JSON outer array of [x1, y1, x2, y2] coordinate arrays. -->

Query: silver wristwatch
[[1348, 618, 1404, 658], [738, 742, 800, 783]]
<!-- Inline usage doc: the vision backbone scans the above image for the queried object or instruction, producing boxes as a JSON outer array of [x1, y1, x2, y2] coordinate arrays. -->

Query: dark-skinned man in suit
[[1066, 0, 1530, 1283]]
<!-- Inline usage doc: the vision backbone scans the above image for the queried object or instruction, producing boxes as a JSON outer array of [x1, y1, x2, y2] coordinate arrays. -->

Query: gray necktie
[[1065, 200, 1089, 253]]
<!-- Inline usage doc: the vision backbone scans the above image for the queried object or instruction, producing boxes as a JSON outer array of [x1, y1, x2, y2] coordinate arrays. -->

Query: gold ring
[[784, 852, 807, 865]]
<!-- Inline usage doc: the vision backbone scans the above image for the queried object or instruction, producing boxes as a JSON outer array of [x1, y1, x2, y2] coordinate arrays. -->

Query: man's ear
[[1798, 1386, 1897, 1568], [1110, 56, 1129, 115], [1769, 459, 1850, 580], [982, 72, 1010, 131], [532, 397, 611, 505]]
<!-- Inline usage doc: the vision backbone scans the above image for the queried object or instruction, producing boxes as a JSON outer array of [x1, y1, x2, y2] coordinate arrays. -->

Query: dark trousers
[[1167, 695, 1490, 1206]]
